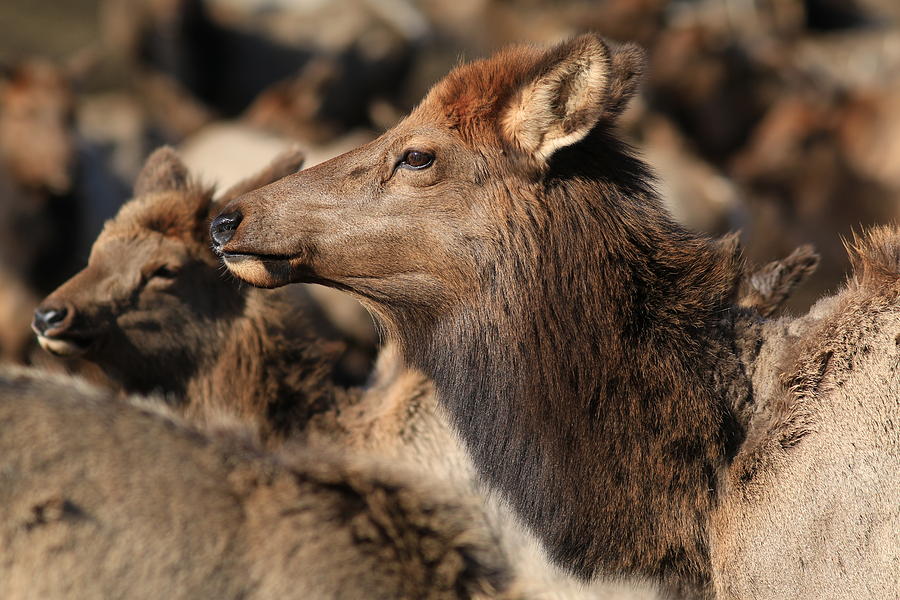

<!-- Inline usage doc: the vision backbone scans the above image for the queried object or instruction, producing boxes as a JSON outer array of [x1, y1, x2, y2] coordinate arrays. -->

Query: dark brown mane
[[400, 126, 748, 593], [212, 36, 754, 597]]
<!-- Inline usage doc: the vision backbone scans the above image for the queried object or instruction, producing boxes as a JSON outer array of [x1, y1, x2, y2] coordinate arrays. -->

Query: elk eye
[[399, 150, 434, 170], [149, 265, 178, 280]]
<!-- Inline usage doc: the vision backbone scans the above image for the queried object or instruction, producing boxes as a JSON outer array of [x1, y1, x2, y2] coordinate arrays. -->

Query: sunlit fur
[[216, 34, 897, 599], [214, 34, 746, 597]]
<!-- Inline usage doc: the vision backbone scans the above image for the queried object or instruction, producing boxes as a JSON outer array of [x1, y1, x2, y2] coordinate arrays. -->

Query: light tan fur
[[0, 366, 661, 600], [501, 37, 610, 161], [715, 225, 900, 599], [0, 367, 513, 600]]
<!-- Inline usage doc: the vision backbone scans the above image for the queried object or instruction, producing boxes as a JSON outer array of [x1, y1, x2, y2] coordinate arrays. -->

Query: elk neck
[[394, 130, 751, 595]]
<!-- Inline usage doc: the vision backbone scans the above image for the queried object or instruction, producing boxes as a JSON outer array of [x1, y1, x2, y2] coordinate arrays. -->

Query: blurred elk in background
[[0, 57, 125, 366]]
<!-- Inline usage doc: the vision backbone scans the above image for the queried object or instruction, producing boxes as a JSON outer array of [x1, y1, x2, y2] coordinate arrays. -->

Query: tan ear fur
[[217, 146, 306, 204], [134, 146, 190, 196], [601, 41, 646, 121], [501, 35, 611, 162]]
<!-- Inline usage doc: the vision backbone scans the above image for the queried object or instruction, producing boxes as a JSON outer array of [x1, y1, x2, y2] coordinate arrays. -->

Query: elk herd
[[1, 34, 897, 599]]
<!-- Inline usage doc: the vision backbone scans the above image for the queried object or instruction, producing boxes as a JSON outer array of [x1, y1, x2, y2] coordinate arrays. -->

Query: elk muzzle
[[32, 300, 93, 357], [210, 202, 304, 289]]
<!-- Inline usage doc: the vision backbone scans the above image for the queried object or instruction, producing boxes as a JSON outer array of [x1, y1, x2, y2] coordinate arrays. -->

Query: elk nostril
[[210, 211, 243, 247], [33, 306, 69, 336]]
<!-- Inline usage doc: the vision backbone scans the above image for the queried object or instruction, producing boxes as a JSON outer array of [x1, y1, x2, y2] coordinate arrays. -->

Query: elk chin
[[221, 253, 298, 289], [36, 335, 90, 357]]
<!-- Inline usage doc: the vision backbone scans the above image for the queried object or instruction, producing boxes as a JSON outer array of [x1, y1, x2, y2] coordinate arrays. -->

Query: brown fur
[[36, 148, 661, 600], [34, 148, 455, 471], [713, 225, 900, 598], [213, 35, 754, 597], [33, 147, 350, 444], [0, 57, 131, 370], [0, 60, 85, 361], [0, 59, 78, 289], [0, 367, 514, 599]]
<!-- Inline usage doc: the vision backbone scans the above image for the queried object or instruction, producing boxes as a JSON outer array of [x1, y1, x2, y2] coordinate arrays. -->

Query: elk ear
[[602, 41, 646, 121], [501, 34, 612, 163], [134, 146, 190, 196], [217, 146, 306, 204]]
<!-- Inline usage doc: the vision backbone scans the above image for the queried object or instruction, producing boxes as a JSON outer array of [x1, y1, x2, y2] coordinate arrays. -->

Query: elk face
[[211, 124, 493, 316], [33, 214, 243, 388], [0, 60, 76, 193], [33, 147, 305, 392], [211, 35, 642, 321], [32, 149, 242, 390]]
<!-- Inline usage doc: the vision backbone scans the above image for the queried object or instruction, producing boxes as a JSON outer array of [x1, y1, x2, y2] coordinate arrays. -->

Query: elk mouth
[[35, 332, 95, 357], [219, 251, 307, 289]]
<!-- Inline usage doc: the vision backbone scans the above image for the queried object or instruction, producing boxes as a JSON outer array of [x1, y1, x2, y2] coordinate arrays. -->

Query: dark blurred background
[[1, 0, 898, 371]]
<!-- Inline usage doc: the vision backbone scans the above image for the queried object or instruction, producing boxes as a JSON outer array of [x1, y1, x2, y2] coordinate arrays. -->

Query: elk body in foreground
[[0, 367, 512, 600], [212, 34, 898, 598], [712, 226, 900, 599]]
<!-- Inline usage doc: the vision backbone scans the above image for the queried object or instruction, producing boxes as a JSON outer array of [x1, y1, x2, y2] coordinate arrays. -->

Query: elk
[[0, 58, 125, 363], [32, 143, 814, 443], [32, 147, 464, 475], [33, 147, 664, 599], [211, 33, 894, 598], [711, 226, 900, 599], [31, 147, 350, 444], [0, 59, 78, 362], [209, 33, 746, 596], [0, 56, 123, 293], [0, 366, 512, 600]]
